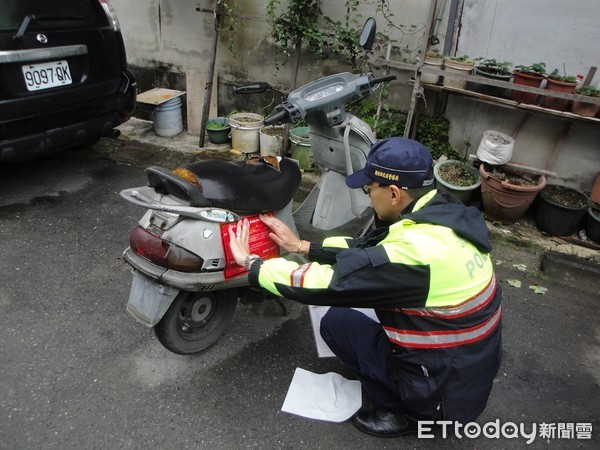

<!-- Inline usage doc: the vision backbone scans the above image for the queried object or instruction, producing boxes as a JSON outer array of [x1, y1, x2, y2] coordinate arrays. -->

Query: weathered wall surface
[[110, 0, 599, 191], [447, 0, 600, 190]]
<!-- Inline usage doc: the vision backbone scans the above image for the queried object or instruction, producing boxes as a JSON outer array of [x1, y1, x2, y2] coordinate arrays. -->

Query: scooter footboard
[[127, 269, 179, 327]]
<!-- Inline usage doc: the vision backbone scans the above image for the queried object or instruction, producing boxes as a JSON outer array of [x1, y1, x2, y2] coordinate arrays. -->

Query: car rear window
[[0, 0, 105, 31]]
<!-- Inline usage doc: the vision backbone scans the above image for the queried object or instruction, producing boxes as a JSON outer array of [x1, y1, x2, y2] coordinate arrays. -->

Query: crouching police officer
[[229, 137, 502, 438]]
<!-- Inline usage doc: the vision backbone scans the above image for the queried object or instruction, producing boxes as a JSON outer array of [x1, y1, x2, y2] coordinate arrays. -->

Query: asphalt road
[[0, 140, 598, 449]]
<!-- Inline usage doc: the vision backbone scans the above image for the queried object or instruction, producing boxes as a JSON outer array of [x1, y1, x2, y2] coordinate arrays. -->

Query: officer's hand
[[260, 214, 303, 254]]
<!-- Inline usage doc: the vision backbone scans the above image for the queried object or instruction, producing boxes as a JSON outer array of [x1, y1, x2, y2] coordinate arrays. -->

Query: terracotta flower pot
[[542, 78, 577, 111], [571, 100, 600, 117], [511, 70, 544, 104], [479, 163, 546, 224]]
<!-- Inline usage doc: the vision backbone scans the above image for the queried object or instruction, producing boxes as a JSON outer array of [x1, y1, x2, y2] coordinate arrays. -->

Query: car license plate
[[21, 60, 72, 91]]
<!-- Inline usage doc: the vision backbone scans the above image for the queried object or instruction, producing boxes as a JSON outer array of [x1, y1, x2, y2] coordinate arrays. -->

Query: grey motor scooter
[[120, 19, 397, 354]]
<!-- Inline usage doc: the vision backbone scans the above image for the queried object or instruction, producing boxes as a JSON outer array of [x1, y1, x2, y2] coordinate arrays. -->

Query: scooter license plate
[[126, 270, 179, 327]]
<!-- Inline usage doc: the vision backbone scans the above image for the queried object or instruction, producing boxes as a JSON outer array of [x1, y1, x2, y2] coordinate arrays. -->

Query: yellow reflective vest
[[249, 189, 501, 349]]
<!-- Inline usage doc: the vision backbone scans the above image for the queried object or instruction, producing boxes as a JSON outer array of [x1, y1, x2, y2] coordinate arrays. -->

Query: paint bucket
[[259, 125, 285, 157], [229, 112, 263, 153], [290, 127, 314, 171], [154, 96, 183, 137]]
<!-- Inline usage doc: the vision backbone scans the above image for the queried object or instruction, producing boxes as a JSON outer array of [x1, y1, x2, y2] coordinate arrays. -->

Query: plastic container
[[205, 117, 231, 144], [534, 185, 588, 236], [154, 97, 183, 137], [259, 125, 284, 157], [421, 57, 443, 84], [586, 207, 600, 244], [290, 127, 314, 171], [443, 58, 474, 90], [476, 130, 514, 165], [433, 160, 481, 204], [229, 112, 263, 153]]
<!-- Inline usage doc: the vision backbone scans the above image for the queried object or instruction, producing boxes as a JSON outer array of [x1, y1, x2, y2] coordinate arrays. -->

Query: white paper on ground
[[281, 367, 362, 422]]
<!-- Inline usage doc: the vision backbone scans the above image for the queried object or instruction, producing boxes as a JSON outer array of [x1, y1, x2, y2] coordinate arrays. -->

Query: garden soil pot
[[479, 163, 546, 223], [433, 160, 481, 204], [290, 127, 314, 171], [534, 185, 588, 236], [542, 78, 577, 111], [421, 57, 443, 84], [571, 100, 600, 117], [511, 71, 544, 104], [586, 207, 600, 244], [443, 59, 474, 90], [472, 67, 512, 97], [229, 112, 263, 153], [591, 171, 600, 206], [259, 125, 285, 157], [205, 117, 231, 144]]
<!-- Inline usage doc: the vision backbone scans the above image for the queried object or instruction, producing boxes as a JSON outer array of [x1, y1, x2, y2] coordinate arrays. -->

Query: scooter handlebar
[[369, 74, 397, 86], [263, 109, 288, 126]]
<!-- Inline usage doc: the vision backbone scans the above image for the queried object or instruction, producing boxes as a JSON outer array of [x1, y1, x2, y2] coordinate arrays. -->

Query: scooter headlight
[[129, 226, 204, 272]]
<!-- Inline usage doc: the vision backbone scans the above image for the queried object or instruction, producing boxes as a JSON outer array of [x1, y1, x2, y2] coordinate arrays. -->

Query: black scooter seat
[[145, 157, 302, 214]]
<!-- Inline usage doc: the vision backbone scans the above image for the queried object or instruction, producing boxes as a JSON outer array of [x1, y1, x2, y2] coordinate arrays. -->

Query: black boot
[[352, 407, 419, 437]]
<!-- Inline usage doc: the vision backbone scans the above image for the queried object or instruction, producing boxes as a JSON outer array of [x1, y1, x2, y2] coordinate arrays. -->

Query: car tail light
[[129, 226, 204, 272], [98, 0, 121, 31]]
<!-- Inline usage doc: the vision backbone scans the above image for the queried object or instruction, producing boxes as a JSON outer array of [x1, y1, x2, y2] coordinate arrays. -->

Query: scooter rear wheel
[[154, 289, 237, 355]]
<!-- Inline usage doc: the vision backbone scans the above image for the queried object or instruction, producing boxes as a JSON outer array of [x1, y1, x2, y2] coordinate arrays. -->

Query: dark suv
[[0, 0, 136, 162]]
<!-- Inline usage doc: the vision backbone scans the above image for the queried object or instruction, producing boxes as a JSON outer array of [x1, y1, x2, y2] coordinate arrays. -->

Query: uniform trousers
[[320, 307, 412, 414]]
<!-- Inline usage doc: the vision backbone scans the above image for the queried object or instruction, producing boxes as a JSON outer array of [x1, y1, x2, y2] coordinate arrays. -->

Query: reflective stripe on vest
[[384, 306, 502, 349], [290, 263, 311, 287], [399, 275, 497, 319]]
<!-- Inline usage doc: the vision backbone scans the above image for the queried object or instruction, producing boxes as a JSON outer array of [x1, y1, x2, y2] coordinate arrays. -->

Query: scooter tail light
[[129, 226, 204, 272]]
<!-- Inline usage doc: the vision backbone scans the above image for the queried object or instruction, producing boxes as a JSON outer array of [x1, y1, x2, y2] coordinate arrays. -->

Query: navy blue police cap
[[346, 137, 434, 189]]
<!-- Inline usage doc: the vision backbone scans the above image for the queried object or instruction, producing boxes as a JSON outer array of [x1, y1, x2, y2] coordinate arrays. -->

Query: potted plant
[[421, 49, 444, 85], [205, 117, 231, 145], [259, 125, 286, 156], [479, 163, 546, 224], [542, 74, 578, 111], [571, 85, 600, 117], [472, 58, 513, 96], [511, 62, 546, 104], [534, 184, 588, 236], [289, 126, 315, 171], [433, 160, 481, 204], [443, 55, 475, 90], [228, 112, 264, 154], [586, 206, 600, 244]]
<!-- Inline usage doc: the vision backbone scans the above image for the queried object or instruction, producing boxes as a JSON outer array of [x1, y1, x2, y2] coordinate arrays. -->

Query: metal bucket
[[154, 97, 183, 137]]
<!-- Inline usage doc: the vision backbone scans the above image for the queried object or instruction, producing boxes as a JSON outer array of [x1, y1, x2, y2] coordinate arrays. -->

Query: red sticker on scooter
[[220, 212, 280, 279]]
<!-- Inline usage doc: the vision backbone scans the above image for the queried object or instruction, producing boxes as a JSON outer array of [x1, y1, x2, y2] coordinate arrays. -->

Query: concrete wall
[[446, 0, 600, 191], [110, 0, 600, 192]]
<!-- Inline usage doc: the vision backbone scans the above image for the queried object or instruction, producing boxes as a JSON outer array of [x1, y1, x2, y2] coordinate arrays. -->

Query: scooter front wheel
[[154, 289, 237, 355]]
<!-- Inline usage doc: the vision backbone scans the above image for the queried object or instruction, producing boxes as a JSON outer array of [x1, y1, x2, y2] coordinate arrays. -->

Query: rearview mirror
[[234, 82, 273, 94], [359, 17, 376, 52]]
